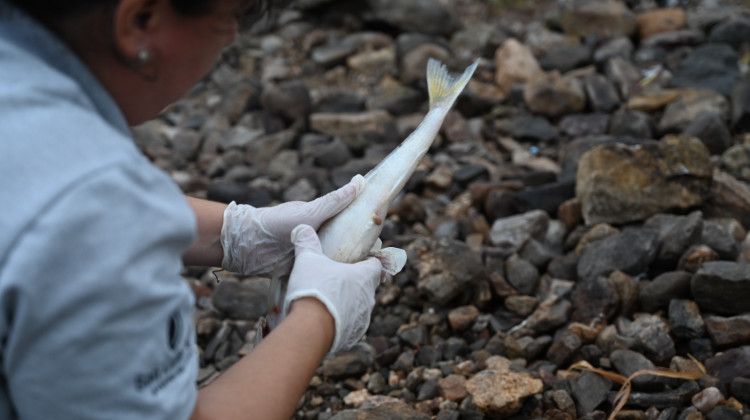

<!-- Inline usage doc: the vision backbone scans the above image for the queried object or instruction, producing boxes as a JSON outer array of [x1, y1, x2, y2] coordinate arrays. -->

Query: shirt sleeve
[[0, 160, 198, 419]]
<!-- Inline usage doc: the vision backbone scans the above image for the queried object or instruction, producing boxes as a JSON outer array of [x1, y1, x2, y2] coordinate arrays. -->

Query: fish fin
[[427, 58, 479, 110]]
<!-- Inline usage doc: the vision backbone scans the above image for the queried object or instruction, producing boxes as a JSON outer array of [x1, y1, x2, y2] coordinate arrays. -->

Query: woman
[[0, 0, 391, 419]]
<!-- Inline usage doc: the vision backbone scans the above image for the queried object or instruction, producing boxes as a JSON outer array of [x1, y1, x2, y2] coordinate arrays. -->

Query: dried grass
[[568, 356, 706, 420]]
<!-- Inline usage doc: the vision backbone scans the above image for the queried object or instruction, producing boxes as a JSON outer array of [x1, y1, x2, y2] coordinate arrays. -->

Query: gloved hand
[[283, 224, 383, 354], [221, 175, 364, 277]]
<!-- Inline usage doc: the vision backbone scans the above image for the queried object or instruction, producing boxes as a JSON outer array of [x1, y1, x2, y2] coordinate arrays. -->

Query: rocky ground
[[132, 0, 750, 418]]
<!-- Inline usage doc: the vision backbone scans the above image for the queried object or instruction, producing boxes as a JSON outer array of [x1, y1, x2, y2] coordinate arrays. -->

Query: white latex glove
[[283, 224, 383, 354], [221, 175, 364, 277]]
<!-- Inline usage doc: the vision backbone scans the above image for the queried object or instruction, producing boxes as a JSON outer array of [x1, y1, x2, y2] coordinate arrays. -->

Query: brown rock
[[560, 0, 638, 40], [523, 72, 586, 118], [494, 38, 545, 95], [576, 136, 713, 225], [448, 305, 480, 332], [466, 369, 544, 418], [637, 8, 686, 39], [627, 89, 681, 112], [705, 314, 750, 347], [438, 375, 468, 402]]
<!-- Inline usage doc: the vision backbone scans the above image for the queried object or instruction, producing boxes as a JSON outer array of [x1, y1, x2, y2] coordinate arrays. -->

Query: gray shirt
[[0, 6, 199, 419]]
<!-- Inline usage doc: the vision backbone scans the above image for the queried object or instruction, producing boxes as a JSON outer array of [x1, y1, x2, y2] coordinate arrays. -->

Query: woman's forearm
[[183, 196, 227, 267], [190, 298, 335, 420]]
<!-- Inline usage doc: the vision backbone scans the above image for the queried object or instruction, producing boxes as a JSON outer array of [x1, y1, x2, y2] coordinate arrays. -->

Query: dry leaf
[[569, 359, 705, 420]]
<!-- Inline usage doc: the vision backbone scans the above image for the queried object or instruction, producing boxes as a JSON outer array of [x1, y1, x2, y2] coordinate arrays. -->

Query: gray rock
[[569, 371, 613, 416], [495, 115, 558, 142], [411, 237, 485, 305], [691, 261, 750, 315], [639, 271, 693, 312], [577, 227, 660, 282], [583, 73, 621, 113], [708, 17, 750, 51], [645, 211, 703, 268], [212, 280, 269, 321], [570, 274, 620, 324], [366, 0, 458, 37], [705, 345, 750, 386], [608, 108, 654, 138], [489, 210, 550, 255], [559, 113, 611, 137], [539, 43, 592, 73], [505, 254, 540, 296], [610, 349, 659, 389], [682, 111, 733, 155], [659, 89, 730, 133], [701, 219, 740, 261], [669, 299, 706, 340], [622, 314, 677, 365], [669, 44, 741, 97]]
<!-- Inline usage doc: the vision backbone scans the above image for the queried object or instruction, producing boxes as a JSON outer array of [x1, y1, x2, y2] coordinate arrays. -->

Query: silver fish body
[[317, 58, 479, 271]]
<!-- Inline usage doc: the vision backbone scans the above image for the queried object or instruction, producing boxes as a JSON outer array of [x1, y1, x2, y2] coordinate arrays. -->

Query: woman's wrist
[[288, 297, 335, 349]]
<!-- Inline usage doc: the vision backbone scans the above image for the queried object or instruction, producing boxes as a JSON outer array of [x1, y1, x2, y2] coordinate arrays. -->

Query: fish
[[317, 57, 479, 271], [257, 58, 478, 340]]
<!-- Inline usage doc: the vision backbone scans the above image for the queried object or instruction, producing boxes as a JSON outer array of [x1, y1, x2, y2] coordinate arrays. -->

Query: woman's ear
[[111, 0, 161, 62]]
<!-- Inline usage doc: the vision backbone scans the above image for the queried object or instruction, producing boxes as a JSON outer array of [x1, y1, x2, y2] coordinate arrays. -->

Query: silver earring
[[137, 48, 149, 63]]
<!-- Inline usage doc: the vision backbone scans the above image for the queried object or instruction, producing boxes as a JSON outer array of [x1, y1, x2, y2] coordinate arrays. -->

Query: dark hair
[[5, 0, 275, 29]]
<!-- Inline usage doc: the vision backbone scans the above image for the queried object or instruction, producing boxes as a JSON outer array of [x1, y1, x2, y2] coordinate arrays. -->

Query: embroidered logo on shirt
[[134, 310, 193, 394]]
